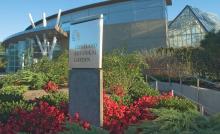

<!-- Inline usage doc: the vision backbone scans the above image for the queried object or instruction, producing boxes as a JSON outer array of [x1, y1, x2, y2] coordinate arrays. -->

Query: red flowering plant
[[103, 90, 174, 134], [81, 121, 91, 130], [0, 101, 65, 134], [0, 88, 174, 134], [103, 93, 158, 134], [59, 101, 69, 116], [43, 81, 59, 92], [110, 85, 125, 97], [0, 101, 92, 134], [66, 112, 91, 131]]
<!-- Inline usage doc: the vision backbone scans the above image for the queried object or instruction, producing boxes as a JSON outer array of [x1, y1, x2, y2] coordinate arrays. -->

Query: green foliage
[[0, 43, 3, 51], [144, 47, 194, 80], [0, 44, 6, 69], [0, 92, 23, 102], [0, 85, 28, 102], [209, 113, 220, 131], [126, 108, 220, 134], [145, 31, 220, 81], [0, 70, 48, 90], [156, 97, 197, 112], [60, 123, 108, 134], [28, 51, 68, 84], [126, 109, 210, 134], [38, 92, 68, 107], [201, 31, 220, 58], [103, 50, 147, 94], [0, 100, 35, 123], [199, 31, 220, 79], [103, 51, 156, 99], [110, 94, 133, 106], [103, 50, 160, 101], [0, 85, 28, 95], [128, 80, 159, 101], [0, 73, 16, 88]]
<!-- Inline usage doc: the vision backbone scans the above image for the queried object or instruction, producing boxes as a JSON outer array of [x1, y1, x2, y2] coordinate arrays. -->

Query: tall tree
[[0, 43, 6, 70], [199, 31, 220, 79]]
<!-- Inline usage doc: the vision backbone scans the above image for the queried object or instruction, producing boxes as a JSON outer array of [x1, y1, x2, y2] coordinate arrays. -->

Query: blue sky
[[0, 0, 219, 41]]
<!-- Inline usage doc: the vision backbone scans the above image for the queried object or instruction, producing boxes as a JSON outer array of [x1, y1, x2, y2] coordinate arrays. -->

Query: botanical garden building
[[2, 1, 220, 73], [168, 5, 220, 48], [2, 0, 171, 72]]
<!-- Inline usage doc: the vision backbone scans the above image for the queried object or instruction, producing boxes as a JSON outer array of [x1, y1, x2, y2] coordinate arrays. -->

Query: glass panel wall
[[6, 38, 62, 72], [168, 7, 206, 47], [6, 42, 25, 72]]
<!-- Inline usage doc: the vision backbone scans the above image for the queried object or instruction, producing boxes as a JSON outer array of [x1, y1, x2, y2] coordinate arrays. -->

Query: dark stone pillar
[[69, 69, 103, 127]]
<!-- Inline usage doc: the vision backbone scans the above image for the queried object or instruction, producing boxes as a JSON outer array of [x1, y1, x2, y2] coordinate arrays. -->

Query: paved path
[[150, 82, 220, 115], [23, 88, 68, 100]]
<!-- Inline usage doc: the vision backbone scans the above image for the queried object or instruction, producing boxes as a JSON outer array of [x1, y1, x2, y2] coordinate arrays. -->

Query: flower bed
[[0, 101, 99, 134], [1, 89, 220, 134], [103, 92, 173, 134], [0, 90, 174, 134], [1, 52, 219, 133]]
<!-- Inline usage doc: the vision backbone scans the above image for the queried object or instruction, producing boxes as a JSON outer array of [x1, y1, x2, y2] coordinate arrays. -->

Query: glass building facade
[[6, 40, 62, 72], [168, 5, 220, 48], [3, 0, 171, 72]]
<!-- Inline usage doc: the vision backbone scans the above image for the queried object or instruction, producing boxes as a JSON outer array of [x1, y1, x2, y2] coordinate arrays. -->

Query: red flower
[[0, 101, 65, 133], [0, 89, 174, 134], [73, 112, 80, 122], [82, 121, 91, 130], [43, 81, 59, 92], [102, 91, 174, 133], [110, 85, 125, 96]]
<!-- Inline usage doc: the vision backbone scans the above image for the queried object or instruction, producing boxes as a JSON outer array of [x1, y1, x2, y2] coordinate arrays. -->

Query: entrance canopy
[[3, 26, 68, 45]]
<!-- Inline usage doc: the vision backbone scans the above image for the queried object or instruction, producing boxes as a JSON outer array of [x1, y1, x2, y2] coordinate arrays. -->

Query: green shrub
[[110, 94, 133, 106], [103, 50, 150, 96], [156, 97, 197, 112], [0, 73, 16, 88], [209, 113, 220, 131], [28, 51, 68, 84], [38, 92, 68, 107], [60, 123, 108, 134], [15, 70, 48, 90], [126, 109, 220, 134], [127, 80, 159, 101], [0, 70, 48, 90], [0, 85, 28, 102], [0, 85, 28, 95], [145, 42, 220, 82], [126, 109, 208, 134], [0, 100, 35, 123], [0, 93, 23, 102]]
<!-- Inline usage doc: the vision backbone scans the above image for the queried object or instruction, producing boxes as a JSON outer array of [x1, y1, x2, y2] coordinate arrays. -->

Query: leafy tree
[[199, 31, 220, 79], [0, 43, 6, 70], [145, 31, 220, 81], [201, 31, 220, 58]]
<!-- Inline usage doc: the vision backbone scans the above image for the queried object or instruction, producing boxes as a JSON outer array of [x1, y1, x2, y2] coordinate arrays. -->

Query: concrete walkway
[[23, 88, 68, 100], [150, 82, 220, 115]]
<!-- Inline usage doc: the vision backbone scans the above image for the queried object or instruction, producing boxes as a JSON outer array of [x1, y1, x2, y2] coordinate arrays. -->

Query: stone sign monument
[[69, 15, 104, 127]]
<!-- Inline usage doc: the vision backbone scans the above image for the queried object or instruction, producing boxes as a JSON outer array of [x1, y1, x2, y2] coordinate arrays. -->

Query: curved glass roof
[[169, 5, 220, 32], [190, 6, 220, 31], [26, 0, 172, 30]]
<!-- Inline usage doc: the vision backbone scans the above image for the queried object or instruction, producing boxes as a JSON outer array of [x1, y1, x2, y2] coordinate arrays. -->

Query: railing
[[146, 74, 220, 115], [180, 75, 218, 86], [146, 75, 159, 90], [180, 75, 220, 115], [173, 88, 218, 115]]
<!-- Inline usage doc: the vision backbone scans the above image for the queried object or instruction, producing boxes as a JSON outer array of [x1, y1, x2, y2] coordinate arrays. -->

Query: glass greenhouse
[[168, 5, 220, 47]]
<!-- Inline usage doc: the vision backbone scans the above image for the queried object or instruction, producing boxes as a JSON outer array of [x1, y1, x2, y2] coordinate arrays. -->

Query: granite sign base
[[69, 68, 103, 127]]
